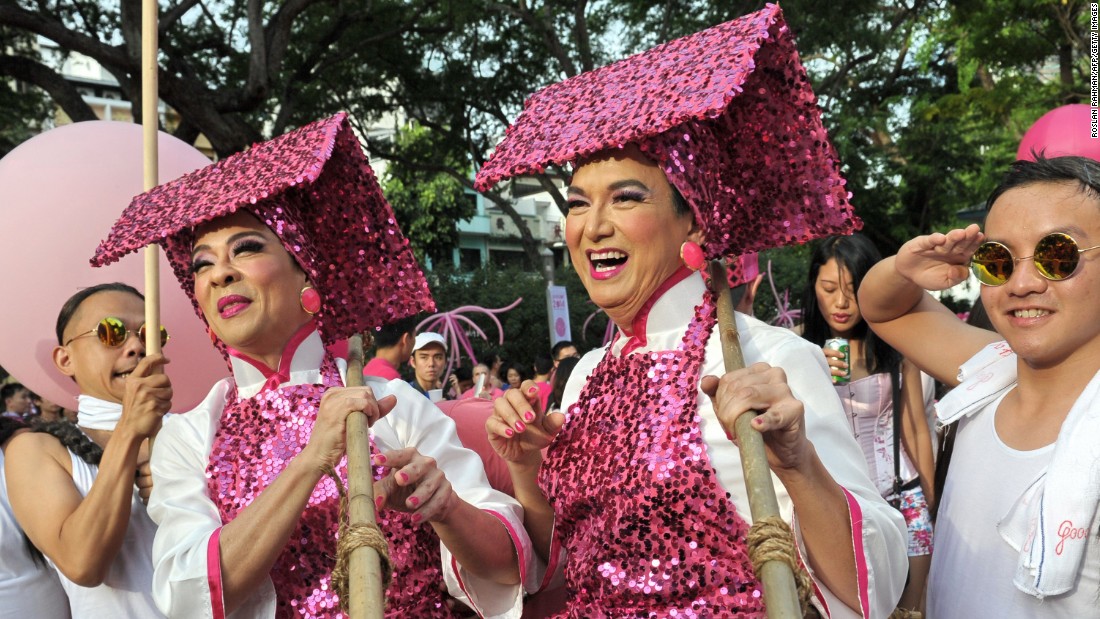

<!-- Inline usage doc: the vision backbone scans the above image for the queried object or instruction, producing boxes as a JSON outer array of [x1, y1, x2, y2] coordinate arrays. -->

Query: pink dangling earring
[[680, 241, 706, 271], [300, 286, 322, 315]]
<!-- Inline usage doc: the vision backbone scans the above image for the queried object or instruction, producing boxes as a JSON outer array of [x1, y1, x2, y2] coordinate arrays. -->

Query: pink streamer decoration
[[766, 259, 802, 328], [582, 305, 619, 348], [416, 298, 523, 377]]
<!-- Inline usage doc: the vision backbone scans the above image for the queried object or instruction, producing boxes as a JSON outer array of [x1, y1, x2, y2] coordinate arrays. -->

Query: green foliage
[[423, 263, 603, 369], [0, 27, 50, 157], [752, 244, 813, 327], [1, 0, 1092, 260], [0, 81, 48, 157], [381, 122, 474, 263]]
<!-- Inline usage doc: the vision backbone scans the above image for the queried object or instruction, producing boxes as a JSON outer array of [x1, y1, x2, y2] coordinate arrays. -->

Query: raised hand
[[895, 223, 984, 291], [486, 380, 564, 467]]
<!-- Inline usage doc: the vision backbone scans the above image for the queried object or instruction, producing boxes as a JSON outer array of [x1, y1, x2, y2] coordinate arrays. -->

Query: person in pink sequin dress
[[93, 114, 536, 619], [475, 5, 909, 616]]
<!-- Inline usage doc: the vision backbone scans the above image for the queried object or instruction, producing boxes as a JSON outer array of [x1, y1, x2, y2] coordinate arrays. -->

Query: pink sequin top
[[546, 272, 910, 618], [146, 328, 537, 618], [541, 292, 766, 616]]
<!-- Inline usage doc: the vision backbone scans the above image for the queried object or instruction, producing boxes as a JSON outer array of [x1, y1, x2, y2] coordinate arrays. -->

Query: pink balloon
[[1017, 104, 1100, 162], [0, 122, 228, 411]]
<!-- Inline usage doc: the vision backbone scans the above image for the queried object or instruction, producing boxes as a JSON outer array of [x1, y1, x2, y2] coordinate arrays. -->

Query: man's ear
[[53, 345, 77, 378]]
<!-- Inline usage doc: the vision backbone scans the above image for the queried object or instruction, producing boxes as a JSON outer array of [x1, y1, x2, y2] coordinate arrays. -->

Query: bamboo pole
[[707, 260, 802, 619], [141, 0, 161, 356], [344, 334, 386, 619]]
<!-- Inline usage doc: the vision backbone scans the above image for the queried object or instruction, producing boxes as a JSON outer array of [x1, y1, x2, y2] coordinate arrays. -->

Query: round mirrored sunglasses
[[63, 316, 170, 348], [970, 232, 1100, 287]]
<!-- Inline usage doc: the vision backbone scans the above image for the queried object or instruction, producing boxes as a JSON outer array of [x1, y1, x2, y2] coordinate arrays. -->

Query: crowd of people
[[2, 5, 1099, 619]]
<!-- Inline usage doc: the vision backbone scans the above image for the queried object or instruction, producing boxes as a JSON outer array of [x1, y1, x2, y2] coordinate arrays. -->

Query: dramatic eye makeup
[[231, 237, 266, 255]]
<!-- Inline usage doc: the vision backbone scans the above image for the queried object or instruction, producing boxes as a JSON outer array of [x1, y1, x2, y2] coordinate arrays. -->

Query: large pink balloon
[[1017, 104, 1100, 162], [0, 122, 227, 411]]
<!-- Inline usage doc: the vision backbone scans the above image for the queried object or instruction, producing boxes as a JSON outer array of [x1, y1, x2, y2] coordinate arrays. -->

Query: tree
[[2, 0, 1090, 275], [381, 121, 476, 264], [424, 262, 598, 368], [0, 0, 444, 157], [0, 25, 51, 157], [336, 1, 628, 273]]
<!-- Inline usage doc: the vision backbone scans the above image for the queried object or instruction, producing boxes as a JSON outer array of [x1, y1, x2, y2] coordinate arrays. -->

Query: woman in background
[[800, 233, 936, 611]]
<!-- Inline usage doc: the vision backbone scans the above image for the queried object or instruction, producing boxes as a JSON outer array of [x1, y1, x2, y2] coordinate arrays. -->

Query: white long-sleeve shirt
[[147, 331, 536, 618]]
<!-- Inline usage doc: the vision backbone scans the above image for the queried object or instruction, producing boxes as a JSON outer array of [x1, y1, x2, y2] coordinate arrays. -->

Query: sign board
[[546, 284, 571, 346]]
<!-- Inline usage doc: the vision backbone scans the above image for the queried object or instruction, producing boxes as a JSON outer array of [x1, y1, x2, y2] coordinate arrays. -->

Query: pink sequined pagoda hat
[[474, 3, 860, 259], [92, 112, 435, 347]]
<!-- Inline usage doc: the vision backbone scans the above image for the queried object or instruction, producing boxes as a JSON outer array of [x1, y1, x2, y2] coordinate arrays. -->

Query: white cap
[[413, 332, 446, 353]]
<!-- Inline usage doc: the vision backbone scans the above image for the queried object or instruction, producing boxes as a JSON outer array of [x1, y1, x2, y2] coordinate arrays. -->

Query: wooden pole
[[707, 260, 802, 619], [141, 0, 161, 357], [344, 334, 386, 619]]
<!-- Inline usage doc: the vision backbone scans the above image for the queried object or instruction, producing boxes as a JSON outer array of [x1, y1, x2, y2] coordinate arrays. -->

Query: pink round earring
[[300, 286, 322, 315], [680, 241, 706, 271]]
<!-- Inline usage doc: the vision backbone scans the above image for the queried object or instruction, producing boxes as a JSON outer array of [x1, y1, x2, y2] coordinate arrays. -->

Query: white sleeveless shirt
[[0, 449, 71, 618], [50, 449, 163, 618], [928, 391, 1100, 618]]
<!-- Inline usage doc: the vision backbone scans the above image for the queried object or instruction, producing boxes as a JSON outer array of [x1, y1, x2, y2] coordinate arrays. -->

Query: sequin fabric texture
[[540, 294, 765, 617], [91, 113, 435, 352], [208, 355, 457, 618], [474, 3, 859, 260]]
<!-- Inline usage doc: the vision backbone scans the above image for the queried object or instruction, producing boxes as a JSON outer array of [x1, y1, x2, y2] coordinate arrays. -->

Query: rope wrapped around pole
[[706, 260, 813, 618], [331, 334, 390, 618]]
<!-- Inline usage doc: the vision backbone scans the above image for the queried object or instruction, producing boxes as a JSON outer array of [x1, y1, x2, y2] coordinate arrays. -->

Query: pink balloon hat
[[0, 122, 226, 411], [92, 113, 435, 358], [1017, 104, 1100, 162]]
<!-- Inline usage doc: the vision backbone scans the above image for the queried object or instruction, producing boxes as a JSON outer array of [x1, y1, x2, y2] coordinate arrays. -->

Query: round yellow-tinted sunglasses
[[64, 316, 170, 348], [970, 232, 1100, 287]]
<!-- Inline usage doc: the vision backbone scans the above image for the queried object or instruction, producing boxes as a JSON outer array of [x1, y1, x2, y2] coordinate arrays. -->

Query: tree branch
[[573, 0, 593, 72], [0, 54, 97, 122], [160, 0, 202, 34], [486, 2, 576, 77], [0, 4, 130, 69], [370, 141, 549, 277]]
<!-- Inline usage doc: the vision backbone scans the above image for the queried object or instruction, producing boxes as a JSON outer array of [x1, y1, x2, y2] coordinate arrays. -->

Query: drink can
[[824, 337, 850, 384]]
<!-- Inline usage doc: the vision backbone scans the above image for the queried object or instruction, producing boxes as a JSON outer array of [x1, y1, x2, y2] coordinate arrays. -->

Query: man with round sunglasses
[[858, 155, 1100, 617], [4, 282, 171, 617]]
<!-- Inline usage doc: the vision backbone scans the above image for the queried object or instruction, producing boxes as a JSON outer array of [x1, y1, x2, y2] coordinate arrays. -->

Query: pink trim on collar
[[842, 487, 870, 618], [226, 320, 318, 393], [618, 266, 694, 356], [206, 527, 226, 619]]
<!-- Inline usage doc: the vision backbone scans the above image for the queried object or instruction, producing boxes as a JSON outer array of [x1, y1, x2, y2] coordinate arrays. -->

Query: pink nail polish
[[409, 496, 420, 507], [375, 496, 384, 509], [398, 471, 409, 484], [411, 513, 422, 524], [515, 420, 526, 433], [505, 428, 514, 437], [527, 386, 537, 395], [373, 453, 387, 465], [524, 411, 535, 422]]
